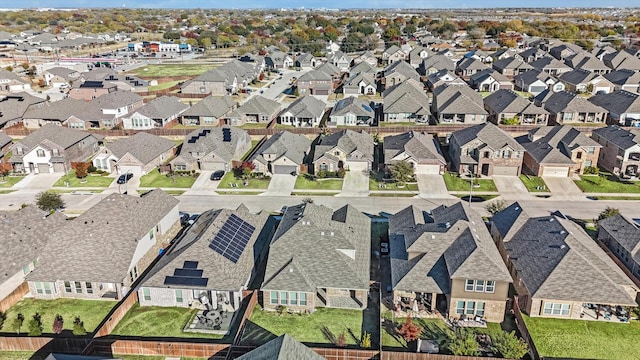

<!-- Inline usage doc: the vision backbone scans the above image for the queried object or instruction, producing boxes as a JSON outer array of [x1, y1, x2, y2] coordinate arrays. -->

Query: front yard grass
[[295, 176, 343, 190], [128, 64, 218, 77], [147, 80, 181, 91], [523, 314, 640, 359], [53, 171, 114, 188], [519, 174, 548, 192], [139, 169, 197, 188], [369, 173, 418, 191], [443, 173, 497, 192], [575, 173, 640, 193], [217, 171, 271, 190], [239, 123, 269, 129], [242, 306, 363, 346], [0, 176, 25, 188], [0, 298, 115, 334], [112, 304, 223, 339]]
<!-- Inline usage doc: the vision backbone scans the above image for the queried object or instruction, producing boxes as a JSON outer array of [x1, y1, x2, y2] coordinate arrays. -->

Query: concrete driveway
[[543, 177, 584, 200], [493, 175, 532, 200], [262, 174, 296, 196], [12, 173, 64, 192], [338, 169, 369, 197], [416, 174, 451, 199]]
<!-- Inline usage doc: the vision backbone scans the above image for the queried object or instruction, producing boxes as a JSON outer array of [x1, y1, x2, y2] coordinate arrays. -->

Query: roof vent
[[549, 218, 555, 222], [560, 230, 566, 235], [289, 268, 294, 273], [445, 222, 451, 228], [431, 234, 435, 239], [321, 231, 325, 236], [515, 206, 520, 211]]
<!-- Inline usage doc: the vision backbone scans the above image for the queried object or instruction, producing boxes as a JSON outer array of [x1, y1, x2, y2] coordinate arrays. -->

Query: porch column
[[431, 293, 437, 312]]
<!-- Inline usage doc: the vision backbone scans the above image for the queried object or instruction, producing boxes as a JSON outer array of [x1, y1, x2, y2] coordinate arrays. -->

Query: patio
[[185, 308, 237, 335], [581, 303, 631, 323]]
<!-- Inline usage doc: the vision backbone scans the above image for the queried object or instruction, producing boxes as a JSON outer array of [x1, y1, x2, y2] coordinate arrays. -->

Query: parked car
[[117, 173, 133, 184], [179, 212, 190, 226], [188, 214, 200, 225], [210, 170, 225, 181]]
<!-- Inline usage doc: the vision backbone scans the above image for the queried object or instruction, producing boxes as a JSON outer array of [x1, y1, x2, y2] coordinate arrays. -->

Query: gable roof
[[330, 96, 374, 118], [23, 98, 86, 121], [236, 334, 325, 360], [91, 91, 143, 109], [17, 124, 96, 150], [558, 69, 595, 85], [262, 203, 370, 292], [384, 61, 420, 82], [382, 79, 429, 116], [250, 131, 310, 166], [492, 203, 637, 305], [469, 68, 511, 84], [0, 92, 46, 127], [543, 91, 607, 114], [189, 60, 256, 84], [281, 96, 326, 119], [349, 61, 376, 75], [313, 129, 374, 162], [28, 190, 179, 283], [599, 215, 640, 264], [514, 69, 553, 87], [603, 69, 640, 87], [433, 84, 487, 115], [492, 57, 533, 72], [383, 131, 445, 165], [105, 132, 175, 165], [456, 58, 490, 72], [181, 95, 236, 118], [451, 122, 524, 151], [529, 56, 572, 72], [230, 96, 280, 118], [592, 125, 640, 150], [421, 55, 456, 72], [298, 63, 340, 82], [132, 96, 188, 119], [178, 126, 250, 163], [484, 89, 548, 115], [588, 90, 640, 115]]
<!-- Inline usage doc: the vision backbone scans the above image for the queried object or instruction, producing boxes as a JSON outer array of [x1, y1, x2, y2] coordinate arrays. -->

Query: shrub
[[275, 305, 286, 315], [0, 311, 5, 330], [485, 199, 507, 215], [72, 317, 87, 336], [490, 331, 528, 360], [36, 191, 65, 211], [87, 165, 97, 173], [336, 332, 347, 347], [583, 166, 599, 175], [52, 314, 64, 334], [397, 317, 422, 343], [28, 313, 43, 336], [12, 313, 24, 334], [361, 332, 371, 349], [447, 328, 480, 356], [337, 168, 346, 178]]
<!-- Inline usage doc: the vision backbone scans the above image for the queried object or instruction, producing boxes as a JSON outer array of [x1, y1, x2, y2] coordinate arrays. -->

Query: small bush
[[583, 166, 599, 175], [0, 311, 6, 330], [87, 165, 97, 173], [28, 313, 43, 336], [275, 305, 286, 315], [361, 332, 371, 349], [12, 313, 24, 334], [72, 316, 87, 336], [337, 168, 346, 178], [52, 314, 63, 334], [336, 332, 347, 347]]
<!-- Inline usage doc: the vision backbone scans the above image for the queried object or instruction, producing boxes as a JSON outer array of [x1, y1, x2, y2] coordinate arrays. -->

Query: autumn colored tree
[[397, 317, 422, 343], [71, 162, 90, 179], [0, 161, 11, 181], [52, 314, 63, 334], [240, 160, 255, 179]]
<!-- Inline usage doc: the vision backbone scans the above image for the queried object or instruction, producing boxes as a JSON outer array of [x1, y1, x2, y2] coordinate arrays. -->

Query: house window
[[299, 293, 307, 306], [23, 264, 30, 275], [485, 281, 495, 293], [35, 282, 44, 294], [483, 151, 490, 159], [75, 281, 82, 293], [475, 280, 485, 292], [576, 152, 582, 159], [52, 149, 59, 156], [320, 163, 328, 172], [465, 279, 474, 291], [65, 281, 72, 293], [280, 291, 287, 305], [563, 113, 574, 121], [334, 151, 340, 156], [456, 300, 486, 316], [503, 150, 511, 158], [36, 149, 46, 157], [16, 147, 23, 155], [270, 291, 278, 305], [43, 282, 52, 295], [543, 302, 571, 316], [476, 302, 485, 316], [587, 147, 595, 154], [465, 279, 495, 293], [143, 288, 151, 301], [149, 229, 154, 240], [290, 292, 297, 305], [175, 290, 183, 303], [86, 282, 93, 294]]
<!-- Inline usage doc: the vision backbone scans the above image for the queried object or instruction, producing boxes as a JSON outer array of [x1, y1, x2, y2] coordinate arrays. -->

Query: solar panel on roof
[[174, 268, 203, 277], [208, 214, 256, 263], [222, 128, 231, 142], [164, 276, 208, 287], [183, 261, 199, 268]]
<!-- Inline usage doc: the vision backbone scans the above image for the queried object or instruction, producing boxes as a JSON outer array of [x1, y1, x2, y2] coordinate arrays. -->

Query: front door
[[481, 163, 490, 176]]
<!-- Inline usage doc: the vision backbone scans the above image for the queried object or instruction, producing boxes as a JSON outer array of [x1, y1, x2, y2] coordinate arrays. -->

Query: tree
[[485, 199, 507, 215], [72, 316, 87, 336], [0, 311, 6, 330], [71, 162, 90, 179], [491, 331, 528, 360], [397, 317, 422, 343], [5, 65, 13, 72], [596, 206, 620, 225], [447, 328, 480, 356], [0, 161, 11, 181], [21, 62, 29, 70], [52, 314, 64, 334], [389, 161, 415, 185], [28, 313, 42, 336], [36, 191, 65, 211], [12, 313, 24, 334]]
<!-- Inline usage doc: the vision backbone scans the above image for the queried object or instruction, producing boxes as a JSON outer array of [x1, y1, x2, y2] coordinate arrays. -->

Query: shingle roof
[[592, 125, 640, 150], [433, 84, 487, 115], [543, 91, 607, 114], [177, 126, 250, 164], [384, 61, 420, 82], [23, 98, 86, 121], [349, 61, 375, 75], [421, 55, 456, 72], [558, 69, 594, 85], [181, 95, 236, 118], [132, 95, 188, 120], [603, 69, 640, 86], [469, 68, 511, 84], [492, 203, 637, 305], [0, 92, 45, 127], [17, 124, 96, 150], [298, 63, 340, 82], [330, 96, 374, 118], [250, 131, 310, 166], [389, 203, 511, 293], [599, 215, 640, 264], [313, 129, 374, 162], [513, 69, 552, 88], [492, 57, 533, 72], [262, 203, 371, 292], [0, 131, 11, 148], [189, 60, 257, 84], [0, 206, 67, 284], [28, 190, 179, 283], [106, 132, 175, 165], [484, 89, 548, 115], [383, 131, 445, 165], [589, 90, 640, 115], [451, 122, 524, 151], [236, 334, 325, 360], [91, 91, 142, 109], [231, 96, 280, 118], [140, 205, 269, 291], [383, 79, 429, 115], [602, 51, 640, 71], [280, 96, 326, 120], [456, 58, 490, 72], [529, 56, 571, 72]]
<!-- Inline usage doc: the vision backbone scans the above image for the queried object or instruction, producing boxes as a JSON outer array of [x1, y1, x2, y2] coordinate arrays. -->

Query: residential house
[[455, 58, 490, 79], [490, 48, 518, 61], [449, 122, 525, 177], [122, 96, 188, 130], [462, 49, 492, 63], [236, 334, 325, 360], [603, 69, 640, 93], [382, 79, 430, 123], [249, 131, 310, 175], [565, 54, 610, 75], [490, 203, 637, 319], [92, 132, 175, 175], [295, 53, 317, 69], [420, 55, 456, 76], [313, 129, 374, 173], [602, 50, 640, 71], [382, 61, 421, 89], [483, 89, 548, 126], [342, 72, 376, 96], [592, 126, 640, 179], [327, 96, 375, 127], [327, 51, 350, 71], [354, 51, 378, 67], [170, 127, 251, 172], [431, 84, 487, 125], [468, 69, 514, 92], [426, 70, 466, 91], [389, 203, 512, 322], [278, 96, 326, 128], [558, 69, 614, 94], [529, 56, 572, 76], [349, 61, 376, 77], [589, 90, 640, 126], [27, 190, 180, 300], [68, 80, 118, 101], [521, 125, 602, 177], [0, 131, 11, 159], [296, 63, 341, 96], [63, 91, 144, 130], [181, 60, 260, 96], [519, 47, 548, 63], [543, 91, 608, 125], [513, 70, 559, 96], [265, 51, 294, 70], [225, 96, 280, 126], [549, 43, 581, 61], [598, 215, 640, 279], [492, 57, 533, 77], [0, 206, 66, 303], [0, 69, 31, 93], [21, 98, 86, 129], [138, 205, 271, 332], [180, 96, 237, 126], [10, 124, 101, 174], [383, 131, 446, 174], [0, 92, 46, 128], [409, 47, 431, 67], [382, 45, 407, 65], [261, 203, 371, 312], [43, 67, 80, 87]]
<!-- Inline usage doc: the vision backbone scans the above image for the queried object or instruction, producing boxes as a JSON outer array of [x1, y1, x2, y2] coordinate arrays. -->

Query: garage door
[[347, 161, 368, 171], [273, 165, 297, 175], [37, 163, 49, 174], [53, 163, 66, 173], [200, 162, 226, 171], [314, 89, 330, 95], [414, 164, 441, 175], [542, 166, 569, 177], [118, 166, 143, 176], [493, 166, 519, 176]]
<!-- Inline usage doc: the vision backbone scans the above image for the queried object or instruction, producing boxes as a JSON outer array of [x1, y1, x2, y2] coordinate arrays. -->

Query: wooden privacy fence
[[0, 282, 29, 312], [93, 290, 139, 338], [0, 337, 90, 353], [512, 295, 541, 360], [90, 339, 230, 359]]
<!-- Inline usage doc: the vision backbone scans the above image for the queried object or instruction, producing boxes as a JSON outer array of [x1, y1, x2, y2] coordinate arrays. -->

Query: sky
[[3, 0, 631, 10]]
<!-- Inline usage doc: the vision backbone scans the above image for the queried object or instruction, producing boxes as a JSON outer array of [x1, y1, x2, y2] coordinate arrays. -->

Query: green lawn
[[381, 313, 452, 350], [139, 169, 197, 188], [147, 80, 181, 91], [443, 173, 498, 192], [524, 314, 640, 359], [379, 122, 427, 127], [243, 306, 363, 346], [519, 174, 548, 192], [0, 298, 115, 334], [369, 172, 419, 191], [112, 304, 223, 339], [0, 351, 47, 360], [217, 171, 270, 189], [53, 172, 114, 188], [295, 176, 343, 190], [239, 123, 269, 129], [0, 176, 25, 188], [128, 64, 218, 77], [575, 174, 640, 193]]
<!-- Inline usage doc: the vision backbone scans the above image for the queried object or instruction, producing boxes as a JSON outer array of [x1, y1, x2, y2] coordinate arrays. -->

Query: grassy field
[[217, 172, 270, 189], [0, 298, 115, 334], [381, 313, 452, 350], [54, 172, 114, 188], [0, 176, 25, 188], [524, 314, 640, 359], [112, 304, 223, 339], [519, 174, 548, 192], [127, 64, 218, 77], [139, 169, 197, 188], [147, 80, 181, 91], [242, 306, 363, 346], [295, 176, 344, 190], [443, 173, 498, 192], [0, 351, 47, 360], [239, 123, 269, 129], [575, 174, 640, 193]]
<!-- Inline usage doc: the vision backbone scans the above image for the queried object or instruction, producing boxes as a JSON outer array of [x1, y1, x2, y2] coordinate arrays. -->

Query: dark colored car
[[179, 212, 190, 226], [188, 214, 200, 225], [117, 173, 133, 184], [210, 170, 225, 181]]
